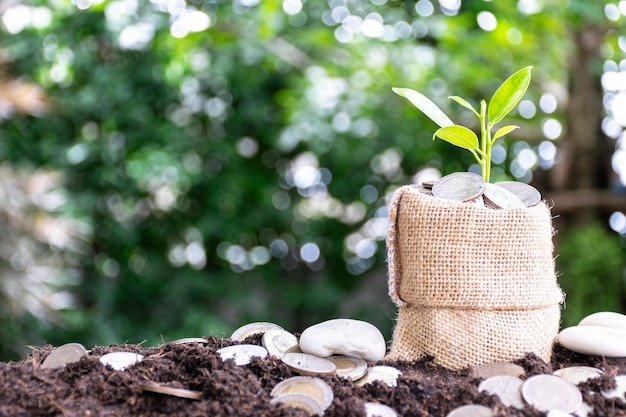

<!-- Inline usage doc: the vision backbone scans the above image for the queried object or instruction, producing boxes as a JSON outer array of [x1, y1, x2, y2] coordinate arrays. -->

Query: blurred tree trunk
[[543, 24, 626, 229]]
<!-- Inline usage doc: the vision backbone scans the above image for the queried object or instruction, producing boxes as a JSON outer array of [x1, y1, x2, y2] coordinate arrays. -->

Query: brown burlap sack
[[386, 185, 564, 370]]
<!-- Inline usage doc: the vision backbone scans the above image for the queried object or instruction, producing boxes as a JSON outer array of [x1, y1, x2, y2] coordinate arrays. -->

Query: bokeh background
[[0, 0, 625, 361]]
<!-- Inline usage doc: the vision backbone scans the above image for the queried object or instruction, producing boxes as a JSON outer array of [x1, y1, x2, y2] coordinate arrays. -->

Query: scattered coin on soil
[[280, 352, 336, 376], [471, 361, 526, 379], [270, 376, 333, 411], [445, 404, 494, 417], [7, 335, 626, 416], [216, 344, 268, 365], [99, 351, 144, 371], [553, 366, 603, 385], [601, 374, 626, 400], [521, 374, 582, 413], [574, 401, 594, 417], [231, 322, 284, 342], [354, 365, 402, 387], [327, 355, 367, 380], [168, 337, 209, 345], [40, 342, 88, 369], [270, 393, 323, 416], [478, 375, 525, 408], [262, 328, 299, 358], [364, 402, 398, 417], [545, 410, 573, 417], [139, 381, 203, 400]]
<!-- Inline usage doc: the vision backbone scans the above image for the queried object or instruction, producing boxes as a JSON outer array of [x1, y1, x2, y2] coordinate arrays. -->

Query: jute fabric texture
[[386, 185, 564, 370]]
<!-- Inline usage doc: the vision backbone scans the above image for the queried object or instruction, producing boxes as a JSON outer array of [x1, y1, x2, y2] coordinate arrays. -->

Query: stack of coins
[[419, 172, 542, 209]]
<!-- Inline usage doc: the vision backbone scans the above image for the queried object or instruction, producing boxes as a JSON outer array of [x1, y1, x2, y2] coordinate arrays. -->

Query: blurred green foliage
[[0, 0, 624, 361], [558, 223, 626, 327]]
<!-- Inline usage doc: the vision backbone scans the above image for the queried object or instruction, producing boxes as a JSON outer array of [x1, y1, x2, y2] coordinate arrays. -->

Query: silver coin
[[602, 374, 626, 400], [281, 352, 336, 376], [99, 352, 144, 371], [495, 181, 541, 207], [217, 344, 268, 365], [521, 374, 582, 413], [482, 183, 525, 209], [262, 329, 299, 358], [445, 404, 494, 417], [574, 401, 593, 417], [139, 381, 202, 400], [413, 184, 434, 196], [471, 195, 485, 206], [41, 343, 88, 369], [169, 337, 209, 345], [421, 180, 436, 189], [271, 376, 333, 410], [327, 356, 368, 380], [364, 402, 398, 417], [270, 393, 324, 416], [546, 410, 573, 417], [354, 366, 402, 387], [478, 375, 525, 408], [432, 172, 486, 202], [553, 366, 603, 385], [471, 361, 526, 379], [231, 322, 284, 341]]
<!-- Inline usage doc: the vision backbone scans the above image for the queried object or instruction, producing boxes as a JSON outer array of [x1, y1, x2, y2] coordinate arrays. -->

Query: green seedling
[[393, 66, 532, 183]]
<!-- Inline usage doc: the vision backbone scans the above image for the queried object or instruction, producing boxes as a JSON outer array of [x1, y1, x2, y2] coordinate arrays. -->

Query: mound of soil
[[0, 335, 625, 417]]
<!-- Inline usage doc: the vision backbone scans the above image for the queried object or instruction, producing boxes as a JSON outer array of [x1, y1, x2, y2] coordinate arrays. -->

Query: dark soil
[[1, 335, 625, 417]]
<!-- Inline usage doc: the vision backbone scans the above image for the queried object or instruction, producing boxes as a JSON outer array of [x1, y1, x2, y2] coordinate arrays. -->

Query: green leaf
[[433, 125, 480, 152], [449, 96, 479, 117], [488, 66, 532, 125], [392, 87, 454, 128], [492, 125, 520, 142]]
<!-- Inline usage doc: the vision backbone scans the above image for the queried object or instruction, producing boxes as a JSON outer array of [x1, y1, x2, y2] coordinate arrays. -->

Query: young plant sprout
[[393, 66, 532, 183]]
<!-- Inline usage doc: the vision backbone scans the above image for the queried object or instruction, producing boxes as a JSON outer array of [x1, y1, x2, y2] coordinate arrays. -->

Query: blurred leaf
[[392, 88, 454, 128], [449, 96, 479, 117]]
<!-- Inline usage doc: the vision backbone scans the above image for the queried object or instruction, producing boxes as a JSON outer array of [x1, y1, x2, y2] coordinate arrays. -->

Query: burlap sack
[[386, 185, 564, 369]]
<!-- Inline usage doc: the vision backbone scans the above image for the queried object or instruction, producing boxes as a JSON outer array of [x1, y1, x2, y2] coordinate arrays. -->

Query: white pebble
[[579, 311, 626, 331], [558, 325, 626, 357], [299, 319, 386, 362]]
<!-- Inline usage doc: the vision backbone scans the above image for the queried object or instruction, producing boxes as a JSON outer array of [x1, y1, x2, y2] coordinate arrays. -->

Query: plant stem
[[480, 101, 488, 181], [485, 127, 492, 183]]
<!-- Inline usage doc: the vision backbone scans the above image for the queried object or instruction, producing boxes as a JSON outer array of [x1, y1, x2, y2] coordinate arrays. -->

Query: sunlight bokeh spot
[[518, 100, 536, 119], [542, 118, 563, 140], [477, 11, 497, 31], [283, 0, 302, 15]]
